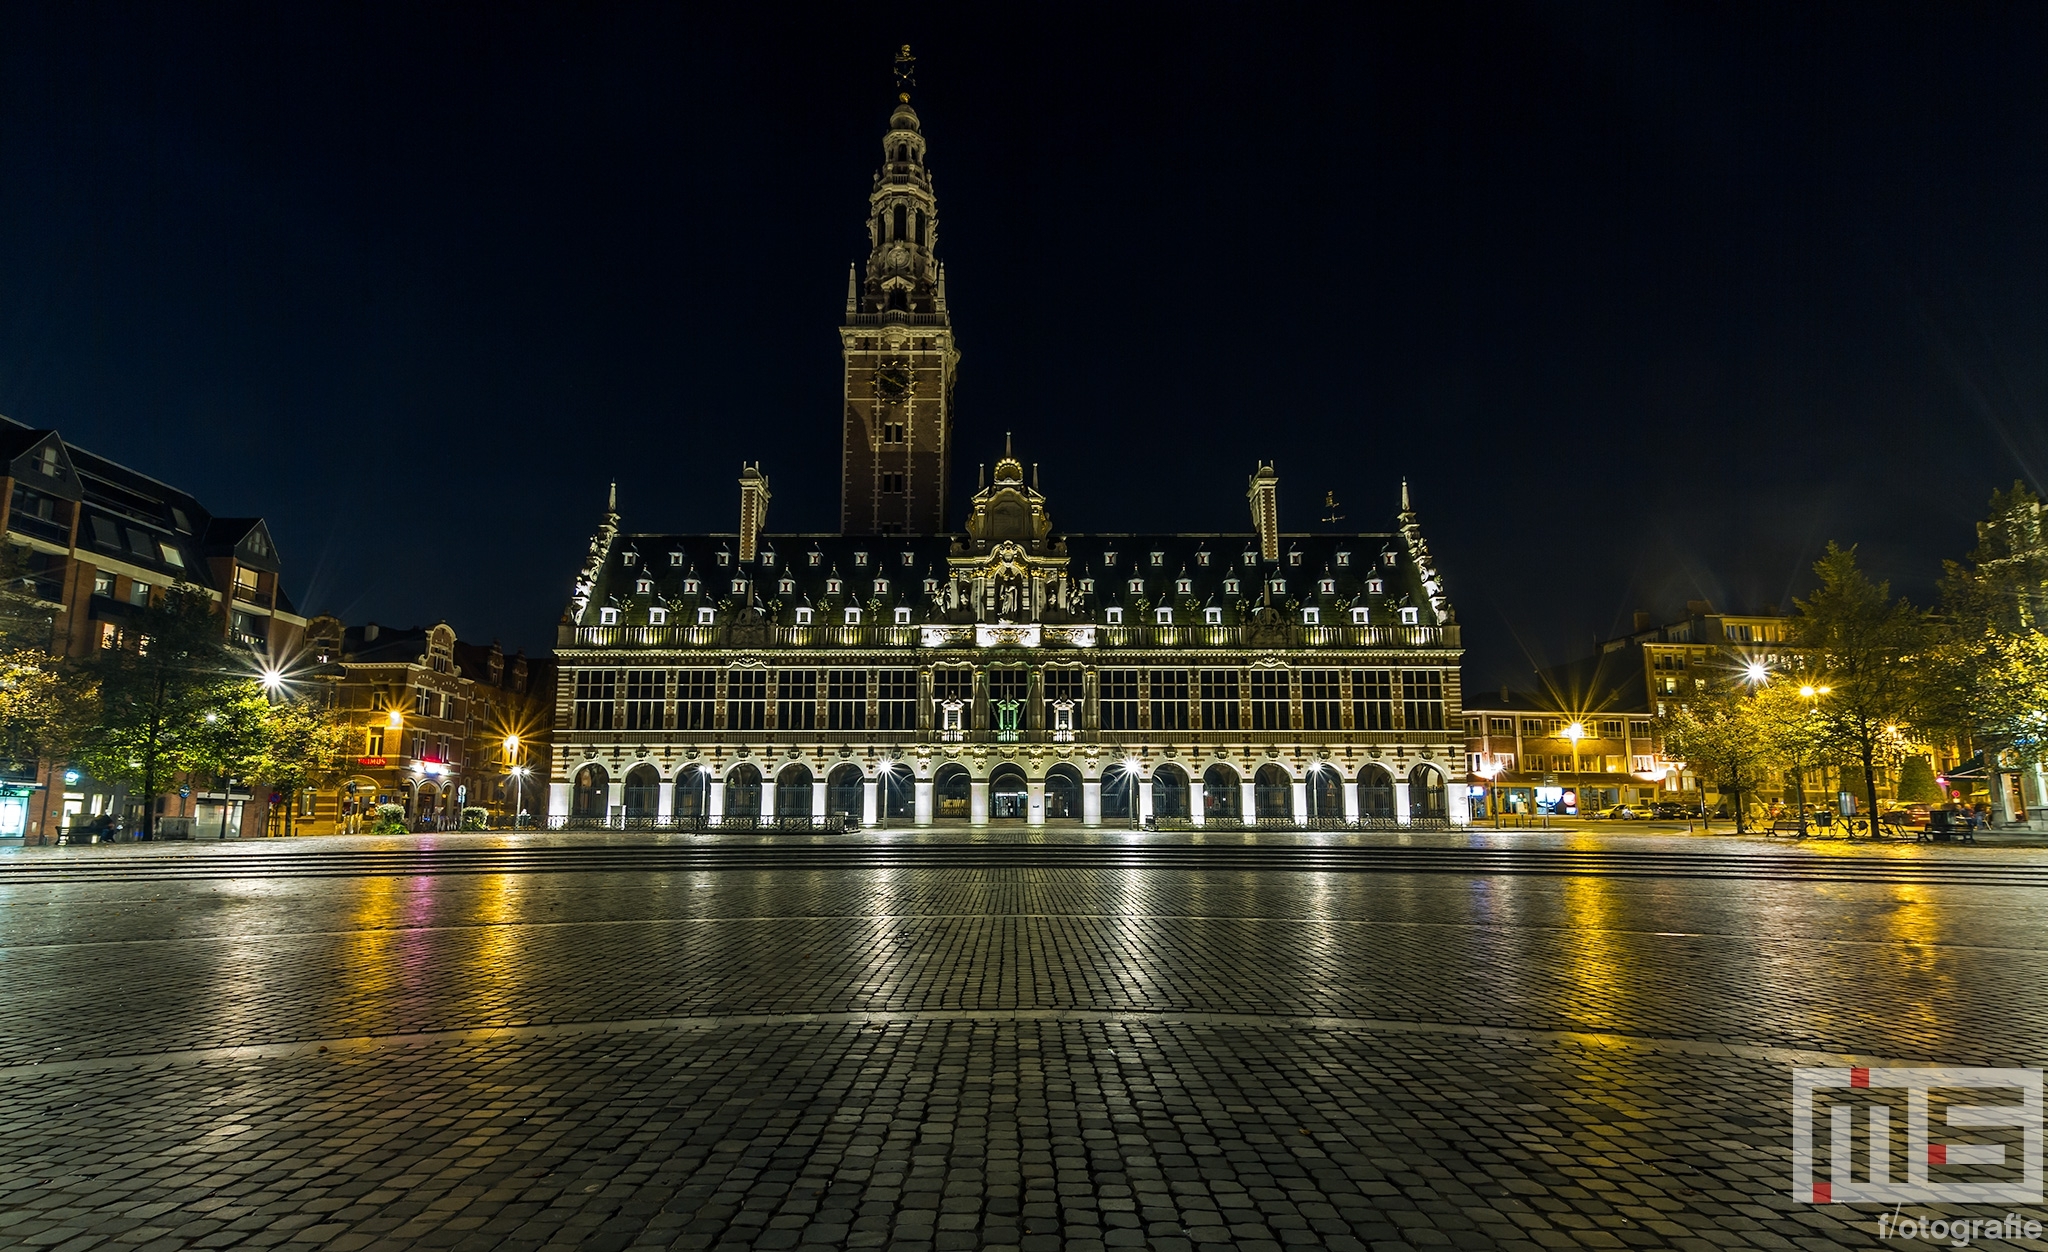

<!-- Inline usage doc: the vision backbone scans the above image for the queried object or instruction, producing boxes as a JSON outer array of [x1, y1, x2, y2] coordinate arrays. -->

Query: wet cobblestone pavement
[[1, 831, 2044, 1250]]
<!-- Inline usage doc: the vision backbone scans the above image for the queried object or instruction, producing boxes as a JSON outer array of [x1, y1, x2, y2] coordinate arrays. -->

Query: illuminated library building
[[547, 83, 1466, 830]]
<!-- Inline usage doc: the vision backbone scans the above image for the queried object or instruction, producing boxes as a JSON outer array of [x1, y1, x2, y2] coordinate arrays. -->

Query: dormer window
[[1224, 578, 1240, 595], [622, 551, 637, 567], [1400, 606, 1420, 625], [1155, 607, 1173, 624], [809, 551, 822, 567], [924, 577, 939, 594], [730, 579, 747, 594], [1128, 578, 1143, 594], [760, 551, 775, 567], [1367, 578, 1383, 595], [1196, 551, 1211, 567], [670, 552, 685, 566], [826, 577, 842, 594], [772, 578, 789, 594], [873, 578, 889, 594], [1078, 578, 1094, 593], [717, 551, 730, 566], [1204, 607, 1222, 625], [1105, 607, 1123, 624], [1382, 551, 1397, 567], [635, 578, 653, 594], [795, 607, 813, 624], [1269, 578, 1286, 594], [1288, 551, 1302, 567], [648, 607, 668, 625], [1336, 552, 1350, 567], [1150, 552, 1164, 566], [1242, 551, 1257, 566], [698, 607, 716, 625], [1318, 579, 1335, 594], [1302, 607, 1320, 624], [1103, 551, 1117, 566], [901, 551, 915, 567], [684, 578, 701, 593], [894, 606, 913, 625], [854, 552, 868, 567], [1351, 606, 1369, 624], [598, 607, 619, 625], [845, 607, 862, 624], [1175, 578, 1192, 594]]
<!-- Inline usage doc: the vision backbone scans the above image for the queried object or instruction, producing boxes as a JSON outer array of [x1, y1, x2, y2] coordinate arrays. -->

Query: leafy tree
[[247, 694, 346, 836], [1789, 544, 1926, 833], [1896, 755, 1944, 804], [73, 585, 239, 838], [185, 681, 272, 839], [1656, 679, 1773, 832], [1926, 486, 2048, 778], [0, 544, 94, 772]]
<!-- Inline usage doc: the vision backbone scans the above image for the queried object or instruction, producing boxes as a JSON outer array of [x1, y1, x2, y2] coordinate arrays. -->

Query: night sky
[[3, 4, 2045, 688]]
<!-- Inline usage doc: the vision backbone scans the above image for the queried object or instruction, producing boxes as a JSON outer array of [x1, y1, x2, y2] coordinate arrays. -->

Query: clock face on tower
[[876, 363, 912, 401]]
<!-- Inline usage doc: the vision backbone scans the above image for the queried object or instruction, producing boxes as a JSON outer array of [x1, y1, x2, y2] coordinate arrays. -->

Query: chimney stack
[[1633, 611, 1652, 633], [1247, 463, 1279, 562], [738, 463, 771, 562]]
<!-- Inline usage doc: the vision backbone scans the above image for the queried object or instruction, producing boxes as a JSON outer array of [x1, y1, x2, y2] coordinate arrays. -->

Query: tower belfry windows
[[915, 210, 926, 245], [894, 204, 907, 239]]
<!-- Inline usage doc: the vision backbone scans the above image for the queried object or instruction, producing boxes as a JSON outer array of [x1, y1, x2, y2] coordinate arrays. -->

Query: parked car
[[1596, 804, 1641, 820], [1651, 801, 1706, 819]]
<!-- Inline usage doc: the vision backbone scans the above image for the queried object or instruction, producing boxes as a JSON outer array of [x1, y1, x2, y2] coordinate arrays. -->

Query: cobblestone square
[[2, 831, 2044, 1250]]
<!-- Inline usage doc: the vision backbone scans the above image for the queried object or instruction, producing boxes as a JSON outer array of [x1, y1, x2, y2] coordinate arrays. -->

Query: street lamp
[[1563, 722, 1584, 815], [1123, 754, 1143, 830], [503, 735, 525, 827], [1793, 684, 1831, 834], [1744, 661, 1770, 685]]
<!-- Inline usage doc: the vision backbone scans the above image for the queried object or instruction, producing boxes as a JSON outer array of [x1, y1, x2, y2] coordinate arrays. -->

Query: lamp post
[[1124, 754, 1143, 831], [504, 735, 524, 828], [1563, 722, 1584, 817]]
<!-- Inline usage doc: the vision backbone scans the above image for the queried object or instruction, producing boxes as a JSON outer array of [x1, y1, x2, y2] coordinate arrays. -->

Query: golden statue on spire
[[894, 44, 916, 102]]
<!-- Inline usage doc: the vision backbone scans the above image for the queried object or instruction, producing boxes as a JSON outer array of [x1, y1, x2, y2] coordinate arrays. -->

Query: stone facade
[[547, 87, 1465, 830]]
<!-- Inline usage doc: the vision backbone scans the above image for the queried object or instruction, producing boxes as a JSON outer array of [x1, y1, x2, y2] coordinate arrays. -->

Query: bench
[[1771, 819, 1805, 836]]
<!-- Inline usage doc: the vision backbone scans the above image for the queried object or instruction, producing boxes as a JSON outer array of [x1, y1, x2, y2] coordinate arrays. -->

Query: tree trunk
[[1861, 734, 1882, 839]]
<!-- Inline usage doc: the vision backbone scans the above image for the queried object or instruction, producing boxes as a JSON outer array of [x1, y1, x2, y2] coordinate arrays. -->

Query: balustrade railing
[[565, 621, 1456, 651]]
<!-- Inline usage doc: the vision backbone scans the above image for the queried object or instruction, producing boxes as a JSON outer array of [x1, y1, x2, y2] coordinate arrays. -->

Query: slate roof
[[572, 525, 1447, 630]]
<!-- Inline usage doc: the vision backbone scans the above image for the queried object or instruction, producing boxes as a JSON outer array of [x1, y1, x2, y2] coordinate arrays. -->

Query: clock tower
[[840, 50, 958, 536]]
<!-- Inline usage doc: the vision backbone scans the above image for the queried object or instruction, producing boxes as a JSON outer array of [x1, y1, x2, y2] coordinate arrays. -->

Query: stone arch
[[879, 764, 916, 824], [1101, 761, 1140, 822], [1409, 762, 1448, 821], [776, 763, 815, 821], [673, 767, 710, 821], [1305, 764, 1345, 822], [1254, 763, 1293, 823], [1043, 763, 1082, 822], [989, 764, 1028, 820], [571, 764, 608, 821], [1151, 762, 1190, 821], [1202, 763, 1241, 821], [1358, 764, 1395, 821], [724, 763, 762, 820], [826, 764, 865, 821], [933, 763, 971, 821], [623, 764, 661, 820]]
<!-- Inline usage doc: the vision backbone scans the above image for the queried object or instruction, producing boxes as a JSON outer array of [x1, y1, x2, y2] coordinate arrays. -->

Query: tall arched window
[[724, 764, 761, 821], [826, 765, 865, 821], [915, 209, 926, 246], [894, 203, 908, 241], [572, 765, 608, 822], [1306, 767, 1345, 823], [881, 765, 915, 823], [896, 143, 908, 162], [1044, 766, 1082, 821], [1152, 764, 1190, 822], [623, 765, 661, 821], [1359, 766, 1395, 821], [777, 764, 815, 822], [673, 768, 709, 822], [934, 764, 971, 821], [1203, 765, 1240, 820], [989, 765, 1027, 819], [1101, 763, 1139, 821], [1254, 764, 1293, 823], [1409, 764, 1448, 822]]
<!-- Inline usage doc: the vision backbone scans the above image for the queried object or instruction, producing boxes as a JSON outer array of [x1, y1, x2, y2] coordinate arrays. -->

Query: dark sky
[[3, 3, 2045, 687]]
